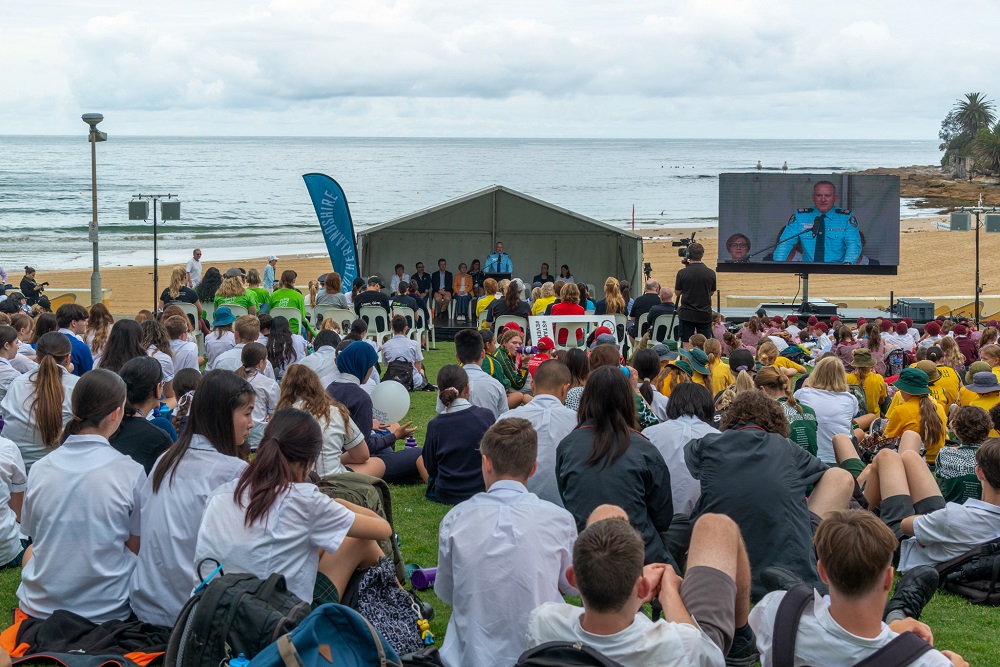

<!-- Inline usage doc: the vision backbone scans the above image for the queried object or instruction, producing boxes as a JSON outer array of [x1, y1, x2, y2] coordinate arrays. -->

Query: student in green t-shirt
[[936, 405, 991, 503], [246, 268, 271, 313], [755, 366, 819, 456], [268, 269, 316, 337], [214, 273, 258, 314]]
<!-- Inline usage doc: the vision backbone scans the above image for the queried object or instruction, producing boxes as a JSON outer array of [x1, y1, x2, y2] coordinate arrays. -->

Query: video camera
[[673, 232, 697, 265]]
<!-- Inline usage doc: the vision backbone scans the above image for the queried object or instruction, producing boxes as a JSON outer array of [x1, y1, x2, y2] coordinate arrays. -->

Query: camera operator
[[673, 242, 715, 343], [20, 266, 51, 311]]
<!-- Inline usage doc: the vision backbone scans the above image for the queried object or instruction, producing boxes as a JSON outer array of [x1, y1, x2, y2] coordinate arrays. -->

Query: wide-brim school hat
[[851, 348, 877, 368], [671, 359, 694, 377], [651, 343, 679, 362], [212, 306, 237, 327], [892, 367, 930, 396], [678, 348, 710, 375], [965, 361, 992, 385], [966, 371, 1000, 394], [914, 360, 941, 384]]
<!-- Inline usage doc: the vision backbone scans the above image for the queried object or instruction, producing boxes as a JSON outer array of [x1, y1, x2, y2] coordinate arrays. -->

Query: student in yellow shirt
[[885, 367, 947, 465], [655, 359, 692, 398], [926, 346, 960, 407], [475, 278, 500, 329], [704, 338, 732, 395], [677, 348, 710, 388], [756, 341, 806, 378], [981, 343, 1000, 384], [959, 368, 1000, 414], [845, 348, 887, 416]]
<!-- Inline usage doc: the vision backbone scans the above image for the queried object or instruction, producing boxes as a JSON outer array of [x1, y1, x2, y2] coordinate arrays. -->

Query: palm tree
[[954, 92, 996, 137], [973, 123, 1000, 173]]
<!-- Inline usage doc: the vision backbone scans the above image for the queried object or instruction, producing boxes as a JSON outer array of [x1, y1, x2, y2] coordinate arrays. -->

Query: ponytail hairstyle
[[722, 331, 739, 352], [278, 270, 297, 291], [170, 368, 202, 432], [152, 370, 255, 492], [756, 341, 780, 366], [266, 316, 296, 374], [85, 303, 115, 355], [275, 364, 349, 426], [655, 364, 691, 395], [307, 280, 319, 305], [918, 393, 946, 448], [32, 332, 73, 449], [61, 369, 126, 443], [704, 338, 722, 367], [437, 364, 469, 409], [754, 366, 801, 414], [632, 348, 662, 407], [31, 313, 58, 344], [866, 324, 882, 352], [836, 326, 854, 345], [238, 342, 268, 380], [733, 369, 756, 394], [504, 281, 521, 311], [855, 363, 871, 383], [141, 319, 173, 359], [118, 356, 163, 418], [747, 316, 761, 334], [235, 408, 323, 527]]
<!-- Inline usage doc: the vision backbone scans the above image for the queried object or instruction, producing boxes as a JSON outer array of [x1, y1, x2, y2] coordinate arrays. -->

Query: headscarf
[[336, 340, 378, 381]]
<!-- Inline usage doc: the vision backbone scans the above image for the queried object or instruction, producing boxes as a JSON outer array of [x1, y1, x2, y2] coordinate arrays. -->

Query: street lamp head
[[81, 113, 104, 127]]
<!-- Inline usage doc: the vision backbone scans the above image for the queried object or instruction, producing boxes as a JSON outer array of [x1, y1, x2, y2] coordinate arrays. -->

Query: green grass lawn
[[1, 341, 997, 664]]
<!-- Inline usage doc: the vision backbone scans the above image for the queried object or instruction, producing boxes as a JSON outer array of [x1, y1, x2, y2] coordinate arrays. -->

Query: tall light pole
[[82, 113, 107, 306]]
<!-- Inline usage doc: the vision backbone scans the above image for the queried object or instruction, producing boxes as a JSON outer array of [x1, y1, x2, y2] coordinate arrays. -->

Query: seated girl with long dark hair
[[18, 370, 144, 623], [111, 356, 175, 473], [194, 408, 393, 606], [129, 370, 253, 627]]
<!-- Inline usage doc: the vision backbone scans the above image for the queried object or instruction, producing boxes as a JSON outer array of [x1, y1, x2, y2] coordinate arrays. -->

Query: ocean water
[[0, 136, 940, 270]]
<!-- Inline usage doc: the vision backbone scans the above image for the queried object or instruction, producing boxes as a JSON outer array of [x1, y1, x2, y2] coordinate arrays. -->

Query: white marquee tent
[[357, 185, 643, 289]]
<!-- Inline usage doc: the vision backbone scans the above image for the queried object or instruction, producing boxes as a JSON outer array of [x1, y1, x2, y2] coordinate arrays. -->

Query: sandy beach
[[33, 214, 1000, 318]]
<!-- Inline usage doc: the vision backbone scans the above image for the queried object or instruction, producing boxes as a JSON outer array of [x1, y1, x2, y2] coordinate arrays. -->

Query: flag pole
[[632, 205, 635, 232]]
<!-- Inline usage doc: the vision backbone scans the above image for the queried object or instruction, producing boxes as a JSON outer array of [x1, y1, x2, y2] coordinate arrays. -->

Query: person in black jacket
[[685, 391, 856, 601], [430, 258, 454, 319], [556, 366, 674, 565], [20, 266, 50, 311]]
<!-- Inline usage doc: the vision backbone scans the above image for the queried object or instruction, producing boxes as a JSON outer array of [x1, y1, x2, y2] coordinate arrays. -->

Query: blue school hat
[[212, 307, 237, 327]]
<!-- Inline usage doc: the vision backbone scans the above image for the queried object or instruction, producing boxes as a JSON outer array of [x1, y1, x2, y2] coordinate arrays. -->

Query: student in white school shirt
[[129, 370, 253, 627], [235, 343, 279, 451], [0, 332, 78, 472], [294, 330, 340, 388], [18, 370, 146, 623], [451, 329, 508, 419], [437, 418, 577, 667], [195, 408, 393, 607], [495, 359, 577, 507], [210, 315, 276, 378], [0, 433, 26, 570], [0, 325, 22, 404], [749, 511, 967, 667], [164, 315, 199, 373]]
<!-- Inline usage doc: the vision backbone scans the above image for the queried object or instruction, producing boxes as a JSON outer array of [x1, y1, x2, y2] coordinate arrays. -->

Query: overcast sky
[[4, 1, 996, 138]]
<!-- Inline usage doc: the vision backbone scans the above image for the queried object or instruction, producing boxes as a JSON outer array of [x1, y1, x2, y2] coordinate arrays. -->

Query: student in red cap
[[919, 321, 943, 350], [785, 314, 801, 340], [527, 337, 556, 380]]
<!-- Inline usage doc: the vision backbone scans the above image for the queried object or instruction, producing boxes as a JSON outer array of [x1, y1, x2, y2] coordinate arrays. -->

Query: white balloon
[[371, 380, 411, 425]]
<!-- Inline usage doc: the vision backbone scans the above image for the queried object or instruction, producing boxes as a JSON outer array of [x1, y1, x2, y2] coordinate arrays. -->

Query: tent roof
[[359, 184, 641, 239]]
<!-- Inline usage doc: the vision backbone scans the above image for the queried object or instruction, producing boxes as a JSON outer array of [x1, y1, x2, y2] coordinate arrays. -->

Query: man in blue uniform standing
[[774, 181, 862, 264], [485, 241, 513, 274]]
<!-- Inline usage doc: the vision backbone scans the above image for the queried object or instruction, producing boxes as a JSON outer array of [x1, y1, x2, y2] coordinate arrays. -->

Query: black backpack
[[772, 586, 932, 667], [515, 641, 626, 666], [164, 566, 310, 667], [382, 363, 415, 391], [935, 540, 1000, 605]]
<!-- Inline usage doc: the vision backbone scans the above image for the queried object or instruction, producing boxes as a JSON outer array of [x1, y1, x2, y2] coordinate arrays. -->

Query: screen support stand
[[797, 272, 813, 315]]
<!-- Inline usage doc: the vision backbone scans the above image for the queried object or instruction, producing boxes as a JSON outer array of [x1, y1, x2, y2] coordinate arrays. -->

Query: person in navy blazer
[[431, 258, 454, 319]]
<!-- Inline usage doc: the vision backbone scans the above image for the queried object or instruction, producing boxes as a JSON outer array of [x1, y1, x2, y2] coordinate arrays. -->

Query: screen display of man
[[485, 242, 513, 273], [674, 243, 715, 341], [775, 181, 861, 264]]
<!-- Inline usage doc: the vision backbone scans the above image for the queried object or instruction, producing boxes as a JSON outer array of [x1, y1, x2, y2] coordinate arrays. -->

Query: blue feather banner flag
[[302, 173, 359, 293]]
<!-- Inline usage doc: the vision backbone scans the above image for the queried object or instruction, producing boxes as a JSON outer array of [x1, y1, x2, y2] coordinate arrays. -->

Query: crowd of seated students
[[3, 263, 1000, 666]]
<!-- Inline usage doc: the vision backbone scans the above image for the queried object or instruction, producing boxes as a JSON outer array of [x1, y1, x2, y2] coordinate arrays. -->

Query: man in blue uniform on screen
[[774, 180, 862, 264]]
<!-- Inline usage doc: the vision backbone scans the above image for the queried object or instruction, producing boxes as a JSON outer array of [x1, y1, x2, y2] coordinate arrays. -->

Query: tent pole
[[492, 189, 497, 247]]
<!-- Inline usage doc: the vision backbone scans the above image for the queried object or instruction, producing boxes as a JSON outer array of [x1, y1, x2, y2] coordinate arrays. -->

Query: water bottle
[[405, 436, 418, 448], [227, 654, 250, 667]]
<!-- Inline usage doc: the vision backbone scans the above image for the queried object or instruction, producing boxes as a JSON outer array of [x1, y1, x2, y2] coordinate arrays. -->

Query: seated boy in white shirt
[[436, 418, 577, 667], [863, 440, 1000, 573], [526, 506, 755, 667], [750, 511, 967, 666]]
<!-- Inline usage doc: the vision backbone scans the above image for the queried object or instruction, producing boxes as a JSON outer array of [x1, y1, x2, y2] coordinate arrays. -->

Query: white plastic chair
[[318, 307, 355, 332], [649, 313, 677, 343], [169, 301, 204, 355], [223, 304, 249, 318], [552, 321, 590, 350], [270, 307, 307, 336], [392, 305, 424, 344], [359, 305, 392, 346], [613, 313, 629, 355], [494, 315, 530, 342], [635, 313, 649, 339]]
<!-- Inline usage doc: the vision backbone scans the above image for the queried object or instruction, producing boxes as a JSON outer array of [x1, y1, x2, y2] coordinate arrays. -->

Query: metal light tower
[[82, 113, 107, 306]]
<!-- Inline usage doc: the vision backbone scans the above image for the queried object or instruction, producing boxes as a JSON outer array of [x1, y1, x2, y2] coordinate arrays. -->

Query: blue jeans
[[453, 294, 472, 319]]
